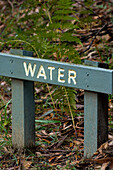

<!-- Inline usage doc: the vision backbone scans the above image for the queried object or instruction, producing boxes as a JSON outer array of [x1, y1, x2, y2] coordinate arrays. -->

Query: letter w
[[23, 62, 36, 77]]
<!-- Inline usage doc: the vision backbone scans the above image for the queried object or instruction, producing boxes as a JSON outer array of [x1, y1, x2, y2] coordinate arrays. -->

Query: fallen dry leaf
[[48, 156, 56, 162], [101, 162, 110, 170], [21, 159, 32, 169]]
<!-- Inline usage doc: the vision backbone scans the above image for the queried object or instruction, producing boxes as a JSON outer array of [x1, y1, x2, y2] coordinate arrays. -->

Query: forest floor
[[0, 78, 113, 169], [0, 0, 113, 169]]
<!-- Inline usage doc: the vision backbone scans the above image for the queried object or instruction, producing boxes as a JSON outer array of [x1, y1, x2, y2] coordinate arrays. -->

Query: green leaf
[[35, 120, 61, 124]]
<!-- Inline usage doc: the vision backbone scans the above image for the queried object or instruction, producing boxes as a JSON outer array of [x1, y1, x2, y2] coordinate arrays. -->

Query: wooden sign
[[0, 52, 113, 94], [0, 49, 112, 157]]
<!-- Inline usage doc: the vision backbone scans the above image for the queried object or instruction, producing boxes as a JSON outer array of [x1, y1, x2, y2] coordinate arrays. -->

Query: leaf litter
[[0, 0, 113, 169], [0, 78, 113, 169]]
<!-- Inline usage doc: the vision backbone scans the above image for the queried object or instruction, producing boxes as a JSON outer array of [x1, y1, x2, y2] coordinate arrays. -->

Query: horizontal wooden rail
[[0, 52, 113, 94]]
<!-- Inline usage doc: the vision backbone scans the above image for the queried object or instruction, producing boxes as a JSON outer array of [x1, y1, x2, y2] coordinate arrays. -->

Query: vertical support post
[[84, 60, 108, 157], [10, 49, 35, 148]]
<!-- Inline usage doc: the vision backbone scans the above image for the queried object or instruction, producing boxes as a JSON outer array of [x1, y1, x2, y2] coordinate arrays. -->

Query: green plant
[[7, 0, 82, 62], [0, 99, 12, 137]]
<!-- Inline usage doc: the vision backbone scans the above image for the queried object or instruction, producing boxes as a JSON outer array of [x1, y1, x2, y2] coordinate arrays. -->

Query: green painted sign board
[[0, 50, 112, 158], [0, 52, 113, 94]]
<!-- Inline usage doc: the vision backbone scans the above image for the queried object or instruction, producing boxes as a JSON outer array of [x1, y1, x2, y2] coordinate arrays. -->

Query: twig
[[79, 23, 108, 55], [56, 134, 69, 148], [46, 149, 76, 152], [7, 0, 14, 14]]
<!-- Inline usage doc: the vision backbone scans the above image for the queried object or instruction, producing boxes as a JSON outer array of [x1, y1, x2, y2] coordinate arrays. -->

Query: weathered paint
[[84, 60, 108, 157], [84, 60, 109, 69], [10, 49, 35, 148], [10, 49, 33, 57], [0, 52, 113, 94]]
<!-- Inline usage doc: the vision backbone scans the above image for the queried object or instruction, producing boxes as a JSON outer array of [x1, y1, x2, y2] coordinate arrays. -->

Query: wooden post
[[84, 60, 108, 157], [10, 49, 35, 148]]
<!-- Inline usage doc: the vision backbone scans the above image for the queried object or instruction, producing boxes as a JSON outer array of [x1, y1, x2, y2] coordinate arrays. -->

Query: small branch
[[80, 23, 108, 55]]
